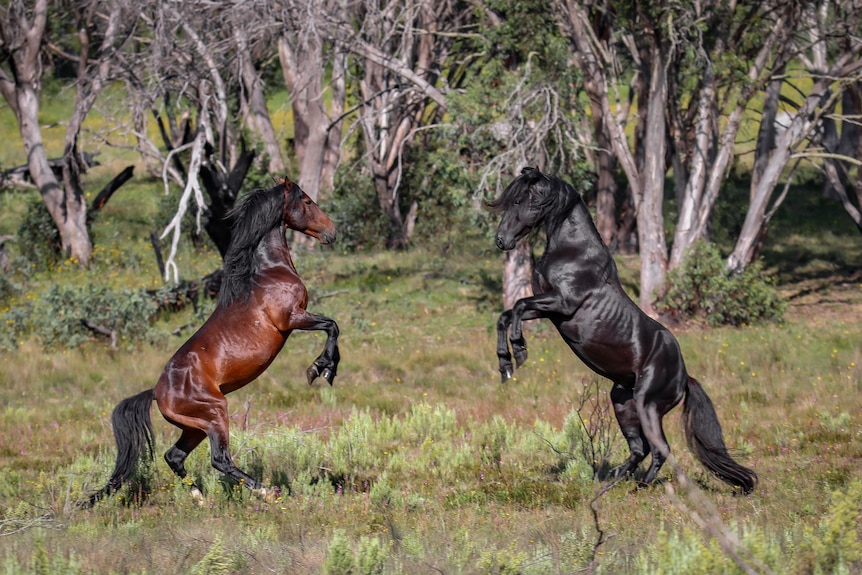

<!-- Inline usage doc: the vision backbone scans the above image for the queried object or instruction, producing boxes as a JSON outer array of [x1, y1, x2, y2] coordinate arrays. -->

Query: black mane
[[218, 183, 289, 307], [488, 167, 582, 237]]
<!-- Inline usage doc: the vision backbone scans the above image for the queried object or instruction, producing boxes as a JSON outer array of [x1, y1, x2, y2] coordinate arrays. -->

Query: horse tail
[[682, 377, 757, 494], [87, 389, 156, 506]]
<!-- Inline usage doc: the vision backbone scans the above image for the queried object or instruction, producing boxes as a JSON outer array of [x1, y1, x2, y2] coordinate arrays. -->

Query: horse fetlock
[[511, 340, 528, 367]]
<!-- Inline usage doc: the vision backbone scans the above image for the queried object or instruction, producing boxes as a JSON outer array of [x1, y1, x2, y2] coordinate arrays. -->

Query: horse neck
[[258, 225, 297, 272], [544, 199, 605, 254]]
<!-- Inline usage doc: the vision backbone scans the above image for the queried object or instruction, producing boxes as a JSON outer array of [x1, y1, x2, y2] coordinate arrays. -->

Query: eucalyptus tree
[[113, 1, 289, 278], [329, 0, 456, 249], [0, 0, 138, 267], [274, 0, 348, 205], [727, 0, 862, 270], [559, 0, 674, 315]]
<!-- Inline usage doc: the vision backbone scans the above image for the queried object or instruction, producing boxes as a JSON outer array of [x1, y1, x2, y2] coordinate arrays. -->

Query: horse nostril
[[495, 236, 505, 250]]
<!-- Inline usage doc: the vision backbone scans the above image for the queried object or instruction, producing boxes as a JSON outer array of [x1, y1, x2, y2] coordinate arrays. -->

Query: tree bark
[[503, 238, 534, 311], [635, 32, 669, 311], [0, 0, 92, 266], [237, 27, 285, 175]]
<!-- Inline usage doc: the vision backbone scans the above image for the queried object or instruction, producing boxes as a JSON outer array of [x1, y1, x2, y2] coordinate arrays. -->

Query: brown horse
[[88, 178, 340, 505]]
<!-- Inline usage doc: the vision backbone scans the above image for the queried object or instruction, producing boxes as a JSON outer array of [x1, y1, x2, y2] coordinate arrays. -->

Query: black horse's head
[[488, 167, 578, 251]]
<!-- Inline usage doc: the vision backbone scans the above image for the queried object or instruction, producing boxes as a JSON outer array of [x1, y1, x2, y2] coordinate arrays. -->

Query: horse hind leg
[[164, 428, 206, 503], [608, 384, 650, 481], [634, 380, 682, 488], [159, 392, 267, 499]]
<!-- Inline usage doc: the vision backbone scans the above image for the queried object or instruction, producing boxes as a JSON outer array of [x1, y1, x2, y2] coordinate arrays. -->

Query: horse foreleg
[[509, 292, 572, 369], [290, 312, 341, 385]]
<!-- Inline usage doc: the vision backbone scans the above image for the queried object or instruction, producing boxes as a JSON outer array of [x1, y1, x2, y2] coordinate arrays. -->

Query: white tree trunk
[[636, 44, 669, 314]]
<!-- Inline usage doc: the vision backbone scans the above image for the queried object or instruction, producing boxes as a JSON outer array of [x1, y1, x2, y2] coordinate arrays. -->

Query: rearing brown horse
[[89, 177, 340, 505], [491, 167, 757, 494]]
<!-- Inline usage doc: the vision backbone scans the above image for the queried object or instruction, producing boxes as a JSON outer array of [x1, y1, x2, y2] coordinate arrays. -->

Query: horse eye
[[304, 199, 312, 205]]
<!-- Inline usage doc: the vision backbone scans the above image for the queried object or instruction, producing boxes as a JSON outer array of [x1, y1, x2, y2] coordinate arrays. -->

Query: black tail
[[87, 389, 155, 506], [683, 377, 757, 494]]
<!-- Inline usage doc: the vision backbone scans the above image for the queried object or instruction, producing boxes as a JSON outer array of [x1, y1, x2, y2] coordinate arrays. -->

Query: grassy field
[[1, 103, 862, 573]]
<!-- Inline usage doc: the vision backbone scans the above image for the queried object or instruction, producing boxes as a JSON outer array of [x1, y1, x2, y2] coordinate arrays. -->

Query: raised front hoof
[[307, 364, 335, 386], [498, 361, 514, 383], [511, 342, 528, 368]]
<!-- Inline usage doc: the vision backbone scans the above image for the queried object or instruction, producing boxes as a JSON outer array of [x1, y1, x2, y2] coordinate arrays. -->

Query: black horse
[[490, 167, 757, 494]]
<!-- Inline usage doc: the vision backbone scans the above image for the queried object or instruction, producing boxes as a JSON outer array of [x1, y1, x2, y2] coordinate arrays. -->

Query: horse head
[[490, 167, 554, 251], [281, 178, 337, 245]]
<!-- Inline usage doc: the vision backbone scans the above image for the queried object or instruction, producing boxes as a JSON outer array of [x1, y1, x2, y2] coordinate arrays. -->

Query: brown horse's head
[[281, 178, 337, 245]]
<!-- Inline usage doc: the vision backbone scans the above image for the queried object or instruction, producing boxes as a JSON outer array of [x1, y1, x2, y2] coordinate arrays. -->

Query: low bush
[[657, 240, 786, 326]]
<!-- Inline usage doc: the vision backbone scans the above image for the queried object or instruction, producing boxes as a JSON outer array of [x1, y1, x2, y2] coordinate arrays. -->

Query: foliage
[[28, 283, 161, 349], [323, 530, 356, 575], [657, 240, 786, 326], [188, 537, 231, 575], [324, 168, 389, 252], [798, 481, 862, 574], [16, 196, 62, 272]]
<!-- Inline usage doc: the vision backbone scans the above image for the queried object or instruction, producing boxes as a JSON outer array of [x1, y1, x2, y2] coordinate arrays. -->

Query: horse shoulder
[[253, 271, 308, 332]]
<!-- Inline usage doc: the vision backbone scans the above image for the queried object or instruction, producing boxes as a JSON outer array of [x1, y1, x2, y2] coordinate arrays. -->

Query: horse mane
[[218, 182, 292, 307], [488, 167, 582, 237]]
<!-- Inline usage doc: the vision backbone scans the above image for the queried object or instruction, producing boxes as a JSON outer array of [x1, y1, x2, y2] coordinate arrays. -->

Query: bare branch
[[159, 131, 208, 284]]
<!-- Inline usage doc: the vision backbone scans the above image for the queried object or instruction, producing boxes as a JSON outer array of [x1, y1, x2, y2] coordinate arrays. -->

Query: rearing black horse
[[490, 167, 757, 494]]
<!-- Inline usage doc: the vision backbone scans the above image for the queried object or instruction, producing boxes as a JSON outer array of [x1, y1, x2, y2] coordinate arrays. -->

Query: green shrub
[[323, 530, 356, 575], [30, 283, 160, 349], [357, 536, 388, 575], [799, 480, 862, 574], [17, 196, 62, 271], [657, 241, 786, 326], [324, 168, 388, 252], [188, 537, 230, 575]]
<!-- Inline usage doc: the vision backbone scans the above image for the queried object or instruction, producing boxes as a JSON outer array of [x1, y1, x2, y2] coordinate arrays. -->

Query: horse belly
[[554, 318, 637, 385]]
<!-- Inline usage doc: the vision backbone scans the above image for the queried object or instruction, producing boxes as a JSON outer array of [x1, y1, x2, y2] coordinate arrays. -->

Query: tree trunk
[[669, 64, 717, 269], [503, 238, 534, 310], [635, 38, 669, 313], [728, 49, 862, 273], [0, 0, 92, 266], [237, 28, 285, 175]]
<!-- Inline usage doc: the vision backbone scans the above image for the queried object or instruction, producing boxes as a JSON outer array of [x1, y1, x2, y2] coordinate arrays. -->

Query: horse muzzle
[[495, 235, 513, 251], [318, 231, 337, 245]]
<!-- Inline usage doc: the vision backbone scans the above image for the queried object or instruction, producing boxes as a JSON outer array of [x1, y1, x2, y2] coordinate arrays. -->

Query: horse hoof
[[306, 365, 320, 385], [322, 368, 334, 385], [251, 487, 275, 503], [513, 351, 527, 368], [500, 368, 513, 383], [190, 487, 205, 506]]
